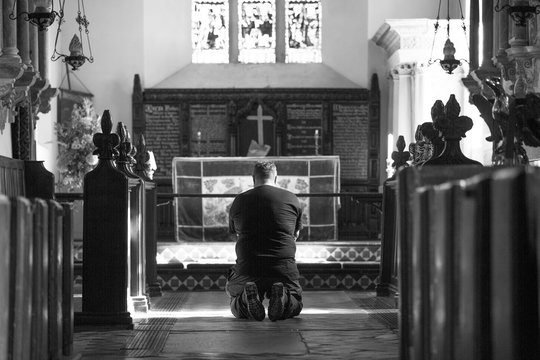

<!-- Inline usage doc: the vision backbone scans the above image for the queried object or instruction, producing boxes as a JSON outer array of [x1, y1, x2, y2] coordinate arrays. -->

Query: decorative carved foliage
[[431, 94, 473, 140], [425, 95, 481, 166], [391, 135, 410, 170], [92, 110, 120, 160], [134, 133, 151, 179], [116, 122, 131, 163]]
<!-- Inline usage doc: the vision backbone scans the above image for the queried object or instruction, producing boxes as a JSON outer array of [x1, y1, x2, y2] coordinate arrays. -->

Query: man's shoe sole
[[245, 282, 265, 321], [268, 282, 285, 321]]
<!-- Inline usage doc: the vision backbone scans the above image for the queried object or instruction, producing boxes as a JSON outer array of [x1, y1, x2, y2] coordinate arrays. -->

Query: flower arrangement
[[55, 97, 100, 192]]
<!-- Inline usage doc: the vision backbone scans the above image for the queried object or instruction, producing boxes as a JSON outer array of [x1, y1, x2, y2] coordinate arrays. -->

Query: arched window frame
[[192, 0, 321, 64]]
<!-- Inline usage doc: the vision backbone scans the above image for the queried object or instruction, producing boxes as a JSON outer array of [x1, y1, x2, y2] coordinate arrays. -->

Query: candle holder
[[314, 129, 319, 155], [196, 131, 202, 157]]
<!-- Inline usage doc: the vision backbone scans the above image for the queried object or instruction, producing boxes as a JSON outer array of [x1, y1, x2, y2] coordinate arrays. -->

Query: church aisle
[[73, 291, 398, 359]]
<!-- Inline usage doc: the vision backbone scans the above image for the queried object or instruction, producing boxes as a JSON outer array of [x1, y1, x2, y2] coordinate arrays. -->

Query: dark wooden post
[[424, 95, 482, 166], [490, 168, 539, 360], [77, 110, 134, 328], [376, 136, 408, 297], [48, 200, 64, 360], [455, 174, 492, 360], [61, 203, 74, 356], [116, 122, 148, 312], [31, 199, 48, 360], [135, 134, 162, 298], [0, 195, 10, 360], [8, 197, 33, 360]]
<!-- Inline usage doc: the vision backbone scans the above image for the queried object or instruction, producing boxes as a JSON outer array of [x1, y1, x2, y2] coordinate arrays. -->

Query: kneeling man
[[226, 161, 303, 321]]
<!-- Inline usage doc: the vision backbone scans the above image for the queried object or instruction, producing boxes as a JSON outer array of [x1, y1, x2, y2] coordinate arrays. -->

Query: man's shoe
[[268, 282, 285, 321], [244, 282, 265, 321]]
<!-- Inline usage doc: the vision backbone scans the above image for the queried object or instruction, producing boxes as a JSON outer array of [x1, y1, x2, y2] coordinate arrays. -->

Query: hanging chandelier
[[428, 0, 469, 74], [9, 0, 63, 32], [51, 0, 94, 70], [10, 0, 93, 70]]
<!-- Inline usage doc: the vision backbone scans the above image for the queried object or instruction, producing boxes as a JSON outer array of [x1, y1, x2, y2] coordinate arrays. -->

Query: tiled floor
[[73, 291, 399, 359]]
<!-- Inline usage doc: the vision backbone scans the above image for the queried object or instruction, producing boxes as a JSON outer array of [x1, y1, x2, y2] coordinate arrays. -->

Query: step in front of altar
[[156, 241, 381, 291]]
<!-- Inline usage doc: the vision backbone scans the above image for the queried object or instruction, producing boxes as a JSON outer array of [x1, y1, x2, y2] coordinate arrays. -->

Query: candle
[[196, 131, 202, 157], [314, 129, 319, 155]]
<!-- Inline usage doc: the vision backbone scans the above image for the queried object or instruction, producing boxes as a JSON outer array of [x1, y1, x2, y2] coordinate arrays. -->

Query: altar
[[172, 156, 340, 242]]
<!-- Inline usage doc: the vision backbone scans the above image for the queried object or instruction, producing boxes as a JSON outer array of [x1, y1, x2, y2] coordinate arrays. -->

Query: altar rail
[[397, 165, 540, 360], [0, 156, 75, 360], [155, 186, 382, 242]]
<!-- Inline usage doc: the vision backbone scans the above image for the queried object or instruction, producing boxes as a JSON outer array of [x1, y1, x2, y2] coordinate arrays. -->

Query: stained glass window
[[238, 0, 276, 63], [191, 0, 321, 64], [192, 1, 229, 63], [285, 0, 321, 63]]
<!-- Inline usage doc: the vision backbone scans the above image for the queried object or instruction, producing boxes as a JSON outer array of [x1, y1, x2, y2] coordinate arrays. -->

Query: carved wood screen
[[132, 74, 381, 186]]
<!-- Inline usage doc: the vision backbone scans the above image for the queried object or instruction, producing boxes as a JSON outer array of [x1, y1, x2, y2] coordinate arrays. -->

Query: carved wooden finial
[[134, 133, 154, 180], [391, 135, 411, 170], [92, 110, 120, 160], [425, 95, 481, 165], [431, 95, 473, 141], [116, 122, 137, 166]]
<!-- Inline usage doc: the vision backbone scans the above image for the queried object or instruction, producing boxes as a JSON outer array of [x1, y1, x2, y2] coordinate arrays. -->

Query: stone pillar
[[390, 63, 414, 145], [37, 28, 58, 115], [469, 0, 480, 70], [29, 23, 39, 72], [509, 0, 529, 47], [38, 30, 48, 79], [411, 64, 428, 139], [0, 0, 25, 133], [481, 0, 494, 68], [16, 0, 32, 68], [15, 0, 38, 116], [498, 0, 509, 54], [2, 0, 21, 59]]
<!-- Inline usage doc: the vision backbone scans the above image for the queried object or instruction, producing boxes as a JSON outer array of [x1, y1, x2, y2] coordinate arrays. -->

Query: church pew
[[31, 199, 49, 360], [454, 174, 492, 360], [9, 197, 33, 360], [0, 155, 76, 359], [397, 165, 490, 360], [490, 168, 539, 360], [48, 201, 64, 360], [0, 195, 10, 360], [61, 203, 75, 355], [401, 167, 540, 360], [427, 183, 458, 360]]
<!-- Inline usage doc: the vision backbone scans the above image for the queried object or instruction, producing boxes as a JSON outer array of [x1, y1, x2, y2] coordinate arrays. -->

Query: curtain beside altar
[[172, 156, 340, 242]]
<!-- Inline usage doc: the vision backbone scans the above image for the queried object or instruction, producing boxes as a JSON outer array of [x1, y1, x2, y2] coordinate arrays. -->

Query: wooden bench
[[0, 155, 76, 360], [397, 165, 540, 360]]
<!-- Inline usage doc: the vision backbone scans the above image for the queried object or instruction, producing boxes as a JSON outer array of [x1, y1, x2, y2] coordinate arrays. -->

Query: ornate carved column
[[390, 63, 414, 144], [481, 0, 495, 69], [0, 0, 25, 135], [14, 0, 38, 160], [11, 99, 33, 160], [36, 27, 58, 115], [373, 19, 436, 145]]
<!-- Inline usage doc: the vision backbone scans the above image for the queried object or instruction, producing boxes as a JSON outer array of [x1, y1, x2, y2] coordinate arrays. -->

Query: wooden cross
[[246, 104, 273, 145]]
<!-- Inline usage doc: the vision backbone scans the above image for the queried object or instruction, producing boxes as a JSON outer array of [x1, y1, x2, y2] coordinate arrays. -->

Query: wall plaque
[[144, 104, 181, 178], [332, 103, 369, 180], [285, 103, 323, 156], [189, 104, 228, 157]]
